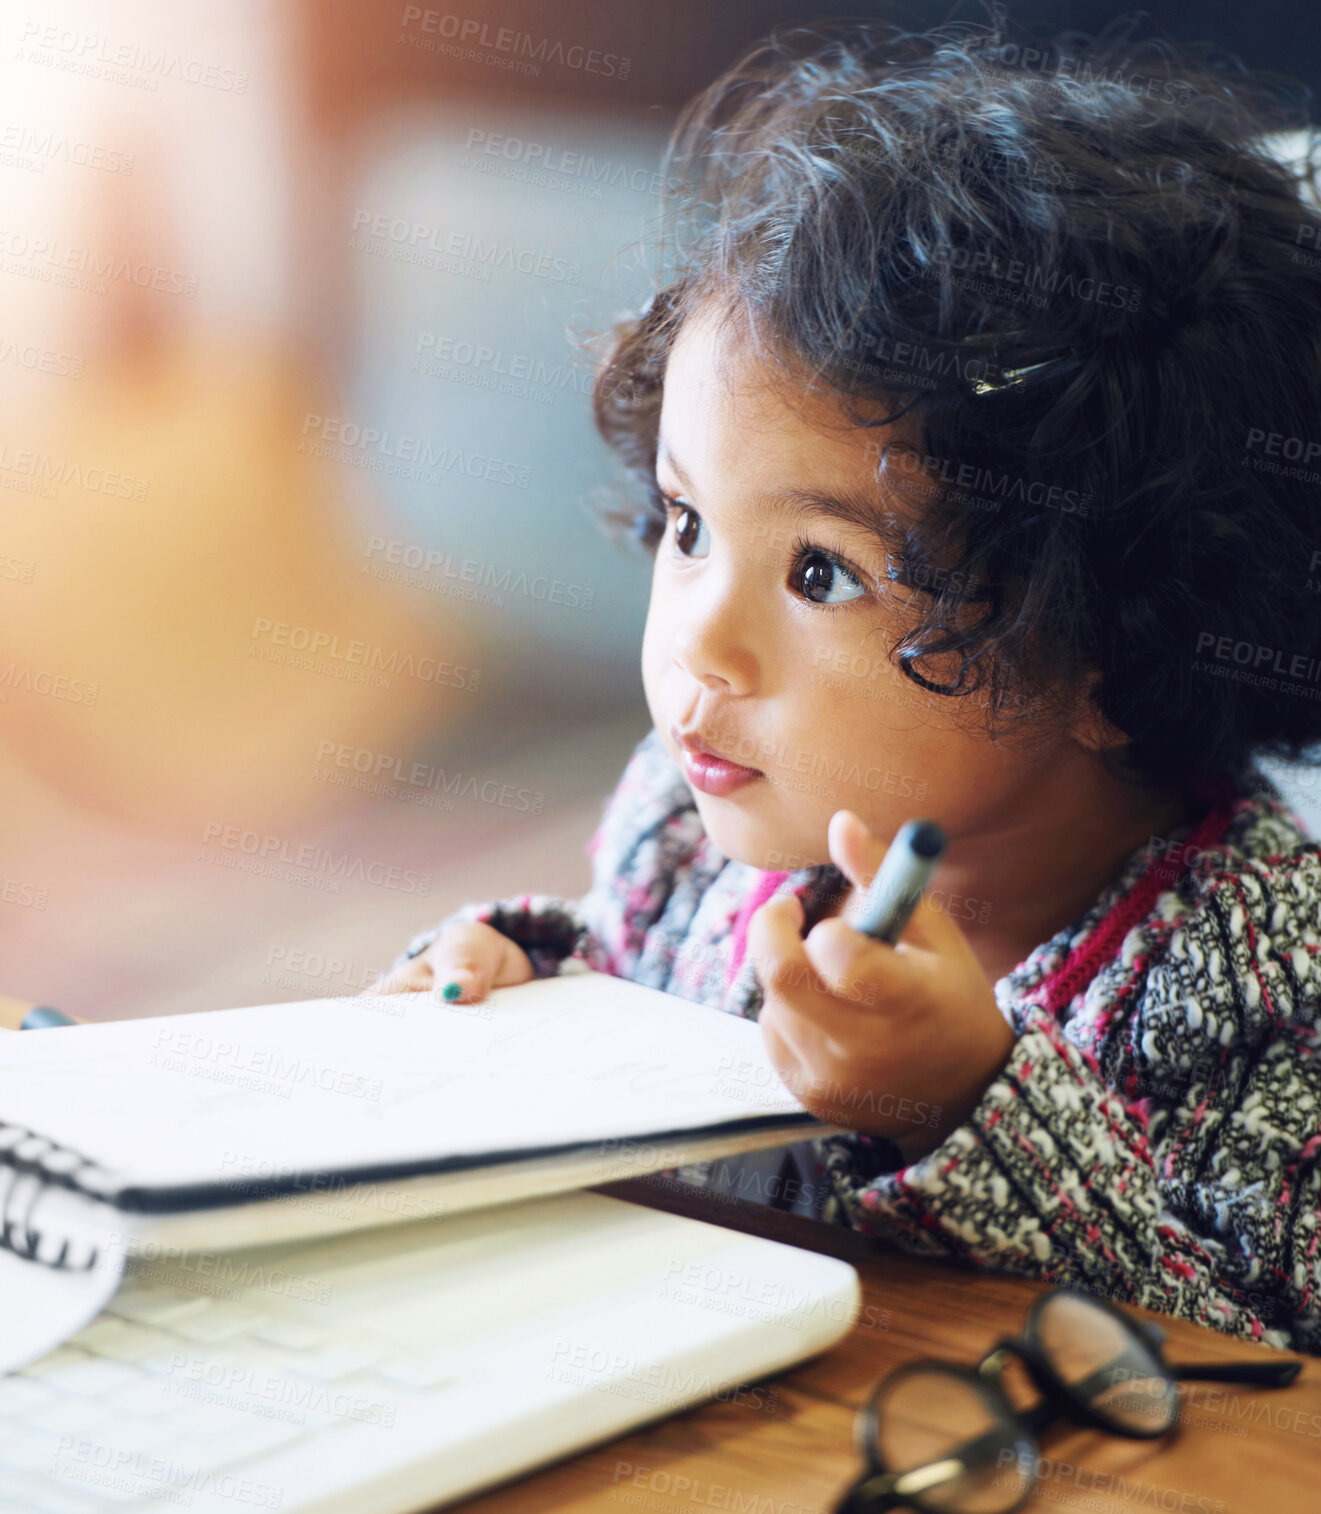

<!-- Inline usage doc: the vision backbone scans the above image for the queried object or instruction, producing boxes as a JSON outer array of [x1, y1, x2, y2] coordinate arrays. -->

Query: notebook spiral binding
[[0, 1119, 113, 1270]]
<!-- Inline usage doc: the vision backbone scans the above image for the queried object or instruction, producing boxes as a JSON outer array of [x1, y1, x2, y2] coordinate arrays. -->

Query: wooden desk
[[452, 1174, 1318, 1514]]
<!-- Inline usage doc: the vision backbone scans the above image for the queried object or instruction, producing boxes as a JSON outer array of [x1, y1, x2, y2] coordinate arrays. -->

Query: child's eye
[[665, 499, 711, 559], [789, 536, 869, 609]]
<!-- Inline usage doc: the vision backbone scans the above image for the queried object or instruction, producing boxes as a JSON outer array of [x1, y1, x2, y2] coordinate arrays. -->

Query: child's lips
[[678, 745, 764, 797]]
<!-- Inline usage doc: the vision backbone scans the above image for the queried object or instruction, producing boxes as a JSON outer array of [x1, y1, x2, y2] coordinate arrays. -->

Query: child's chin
[[696, 800, 822, 873]]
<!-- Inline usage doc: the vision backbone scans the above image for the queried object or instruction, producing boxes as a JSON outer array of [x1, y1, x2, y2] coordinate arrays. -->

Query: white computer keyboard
[[0, 1189, 860, 1514], [1, 1223, 475, 1512]]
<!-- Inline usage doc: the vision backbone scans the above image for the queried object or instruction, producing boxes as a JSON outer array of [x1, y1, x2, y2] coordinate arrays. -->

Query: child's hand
[[747, 809, 1015, 1163], [369, 922, 534, 1003]]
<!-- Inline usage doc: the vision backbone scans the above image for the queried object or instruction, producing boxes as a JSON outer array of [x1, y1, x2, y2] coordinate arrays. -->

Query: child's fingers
[[745, 893, 808, 996], [827, 807, 967, 961], [370, 959, 433, 995], [801, 915, 920, 1007], [434, 963, 490, 1003], [747, 895, 871, 1041], [369, 928, 498, 1003]]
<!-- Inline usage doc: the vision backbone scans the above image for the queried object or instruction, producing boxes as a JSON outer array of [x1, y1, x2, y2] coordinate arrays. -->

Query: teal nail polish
[[441, 981, 462, 1001]]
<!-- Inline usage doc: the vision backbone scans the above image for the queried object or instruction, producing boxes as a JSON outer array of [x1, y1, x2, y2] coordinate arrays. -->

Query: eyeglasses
[[833, 1287, 1302, 1514]]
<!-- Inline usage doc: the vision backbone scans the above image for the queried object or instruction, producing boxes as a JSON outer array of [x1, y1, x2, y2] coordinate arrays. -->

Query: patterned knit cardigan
[[396, 727, 1321, 1354]]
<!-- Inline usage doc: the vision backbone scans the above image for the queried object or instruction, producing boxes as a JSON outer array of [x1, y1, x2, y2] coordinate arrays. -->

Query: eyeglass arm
[[1066, 1351, 1301, 1395], [1173, 1359, 1302, 1386]]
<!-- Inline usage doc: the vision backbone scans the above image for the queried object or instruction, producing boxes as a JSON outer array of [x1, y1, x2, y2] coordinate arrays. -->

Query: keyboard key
[[0, 1375, 57, 1416], [280, 1344, 384, 1381], [100, 1378, 174, 1418], [161, 1396, 255, 1436], [23, 1482, 108, 1514], [0, 1467, 99, 1513], [374, 1347, 465, 1390], [69, 1475, 155, 1506], [107, 1290, 215, 1328], [170, 1303, 272, 1344], [3, 1424, 67, 1472], [22, 1399, 119, 1441], [83, 1415, 183, 1461], [39, 1359, 144, 1397], [250, 1319, 330, 1350], [16, 1346, 89, 1377], [65, 1318, 177, 1364], [173, 1414, 305, 1468], [25, 1486, 107, 1514]]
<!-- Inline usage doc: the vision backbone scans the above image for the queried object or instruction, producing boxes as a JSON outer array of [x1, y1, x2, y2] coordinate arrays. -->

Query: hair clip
[[969, 359, 1052, 395]]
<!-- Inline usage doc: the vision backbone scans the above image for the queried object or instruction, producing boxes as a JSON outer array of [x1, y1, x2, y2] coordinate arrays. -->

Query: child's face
[[642, 302, 1088, 872]]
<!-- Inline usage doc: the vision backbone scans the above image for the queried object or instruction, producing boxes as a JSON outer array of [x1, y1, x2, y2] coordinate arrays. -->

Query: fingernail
[[441, 981, 462, 1001]]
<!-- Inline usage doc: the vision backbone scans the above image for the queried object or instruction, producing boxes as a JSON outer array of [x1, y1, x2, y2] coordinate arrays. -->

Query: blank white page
[[0, 971, 813, 1207]]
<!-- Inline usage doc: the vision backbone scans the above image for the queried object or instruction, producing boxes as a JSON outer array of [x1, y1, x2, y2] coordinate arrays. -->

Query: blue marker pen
[[20, 1005, 77, 1029], [847, 819, 947, 944]]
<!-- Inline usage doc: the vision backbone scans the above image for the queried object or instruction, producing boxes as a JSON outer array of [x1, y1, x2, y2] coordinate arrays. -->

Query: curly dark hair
[[587, 11, 1321, 802]]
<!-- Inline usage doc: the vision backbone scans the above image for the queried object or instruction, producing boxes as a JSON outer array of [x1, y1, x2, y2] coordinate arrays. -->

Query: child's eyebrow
[[656, 437, 894, 542]]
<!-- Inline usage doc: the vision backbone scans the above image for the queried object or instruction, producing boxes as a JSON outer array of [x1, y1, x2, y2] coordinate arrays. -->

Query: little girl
[[377, 20, 1321, 1354]]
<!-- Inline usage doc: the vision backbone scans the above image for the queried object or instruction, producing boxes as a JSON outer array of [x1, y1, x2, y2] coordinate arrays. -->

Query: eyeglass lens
[[1033, 1293, 1178, 1433], [874, 1366, 1031, 1514]]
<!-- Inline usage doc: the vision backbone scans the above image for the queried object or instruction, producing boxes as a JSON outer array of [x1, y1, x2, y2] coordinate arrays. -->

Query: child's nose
[[671, 595, 759, 696]]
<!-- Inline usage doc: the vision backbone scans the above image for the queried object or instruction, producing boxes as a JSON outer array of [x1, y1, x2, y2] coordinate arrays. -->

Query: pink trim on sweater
[[1028, 799, 1238, 1017], [726, 870, 793, 991]]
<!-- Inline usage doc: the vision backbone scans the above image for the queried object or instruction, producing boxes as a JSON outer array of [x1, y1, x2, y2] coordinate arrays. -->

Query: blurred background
[[2, 0, 1320, 1021]]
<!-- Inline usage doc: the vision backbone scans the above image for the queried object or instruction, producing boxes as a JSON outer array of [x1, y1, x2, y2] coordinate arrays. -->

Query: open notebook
[[0, 968, 839, 1368]]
